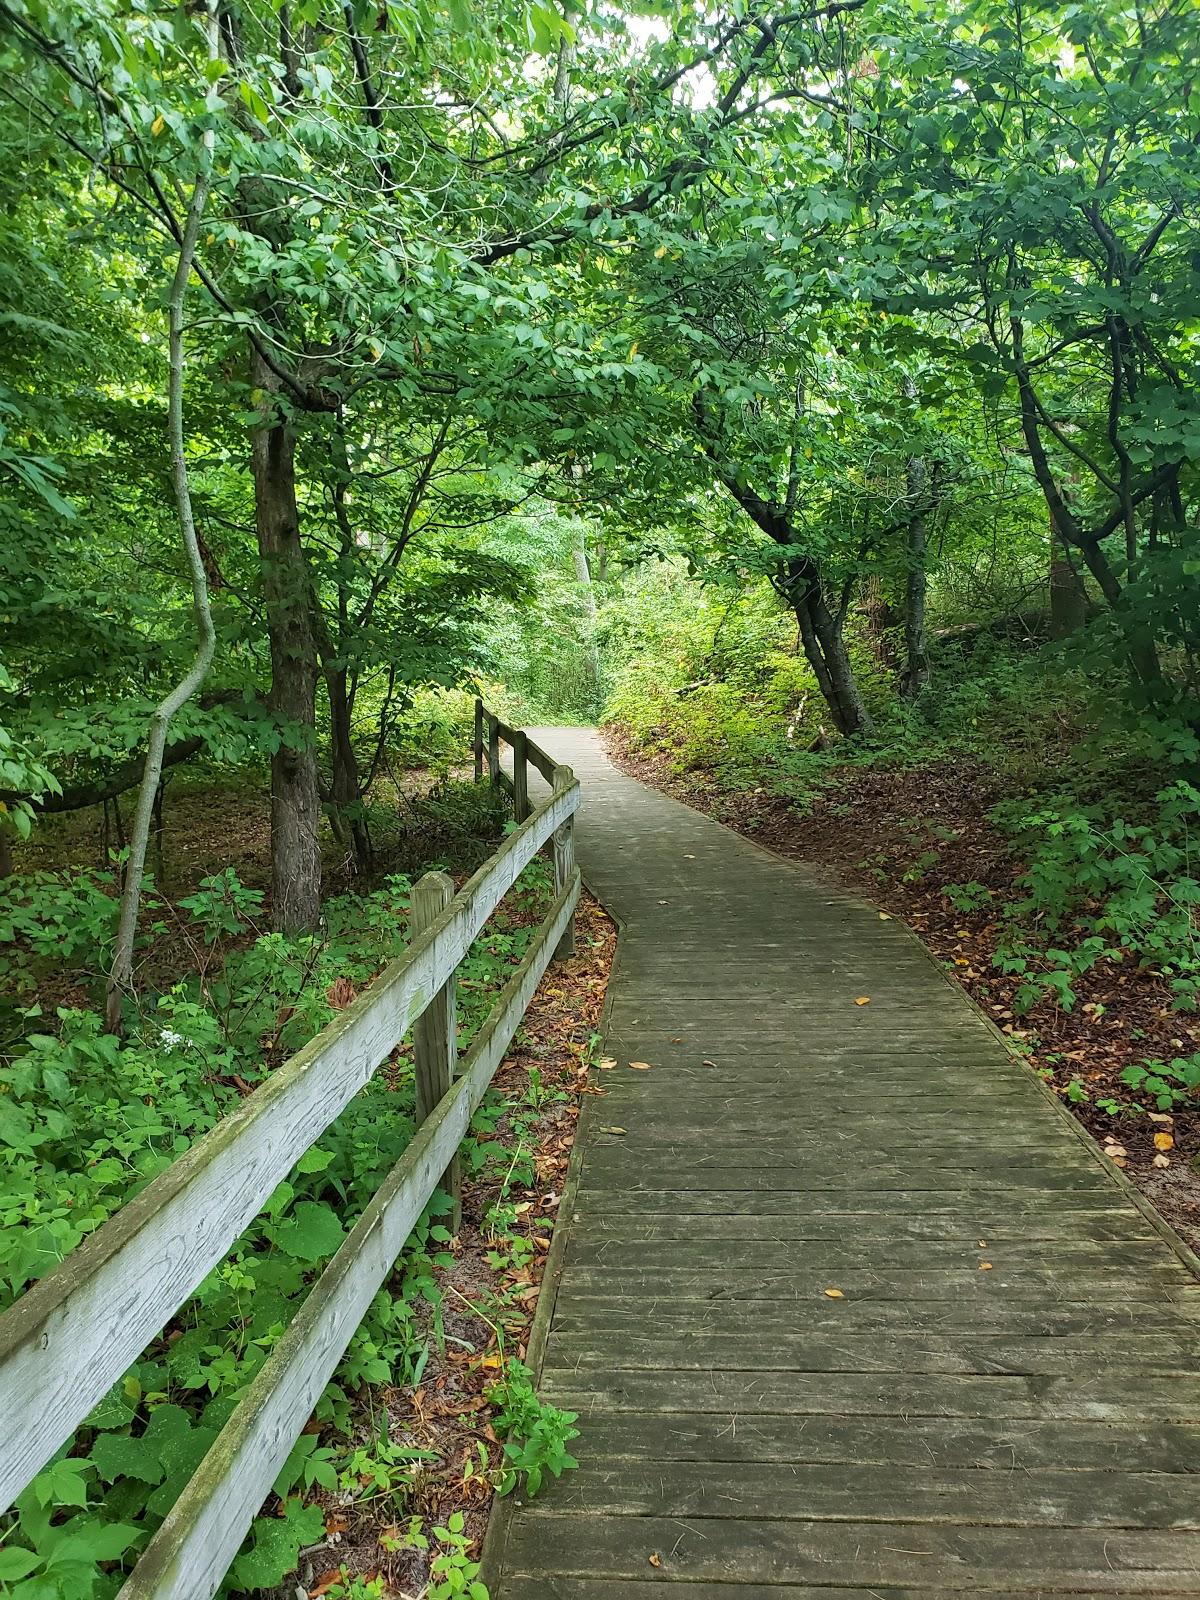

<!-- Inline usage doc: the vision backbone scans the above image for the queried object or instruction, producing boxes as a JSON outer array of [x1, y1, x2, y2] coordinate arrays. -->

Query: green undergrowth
[[0, 782, 578, 1597]]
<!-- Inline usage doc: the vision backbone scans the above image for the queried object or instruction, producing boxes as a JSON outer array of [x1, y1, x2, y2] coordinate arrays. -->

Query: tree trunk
[[106, 21, 218, 1032], [251, 349, 322, 932], [902, 449, 931, 698], [571, 524, 603, 712], [860, 574, 897, 673], [1049, 515, 1089, 639], [785, 561, 875, 738], [325, 662, 372, 872]]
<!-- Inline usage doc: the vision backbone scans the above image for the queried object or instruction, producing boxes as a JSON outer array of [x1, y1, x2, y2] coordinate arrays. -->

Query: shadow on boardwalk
[[486, 728, 1200, 1600]]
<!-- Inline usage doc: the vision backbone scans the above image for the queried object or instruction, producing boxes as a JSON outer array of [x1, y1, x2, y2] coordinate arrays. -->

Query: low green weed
[[0, 853, 556, 1596], [486, 1360, 579, 1497]]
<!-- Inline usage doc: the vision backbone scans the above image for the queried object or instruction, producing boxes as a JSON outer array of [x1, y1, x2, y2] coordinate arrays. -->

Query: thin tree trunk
[[106, 12, 218, 1031], [902, 449, 931, 697], [252, 348, 323, 932], [571, 523, 602, 711], [325, 662, 371, 871], [808, 580, 875, 737], [784, 562, 875, 738], [1049, 515, 1088, 639]]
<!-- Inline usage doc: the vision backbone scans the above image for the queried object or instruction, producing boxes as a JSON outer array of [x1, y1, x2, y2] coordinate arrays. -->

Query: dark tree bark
[[1049, 515, 1089, 639], [780, 555, 875, 737], [251, 349, 322, 932], [901, 448, 931, 698]]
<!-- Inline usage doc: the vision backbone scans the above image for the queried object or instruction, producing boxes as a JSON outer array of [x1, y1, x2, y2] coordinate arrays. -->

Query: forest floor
[[608, 731, 1200, 1256], [5, 767, 617, 1598]]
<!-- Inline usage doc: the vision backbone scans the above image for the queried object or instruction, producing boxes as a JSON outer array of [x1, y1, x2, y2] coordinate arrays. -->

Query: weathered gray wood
[[551, 763, 576, 959], [411, 872, 461, 1232], [489, 727, 1200, 1600], [538, 1367, 1200, 1421], [505, 1513, 1200, 1591], [118, 870, 581, 1600], [0, 766, 579, 1512], [549, 1459, 1200, 1527], [545, 1330, 1199, 1375], [487, 711, 500, 784], [513, 728, 530, 822], [473, 696, 484, 781]]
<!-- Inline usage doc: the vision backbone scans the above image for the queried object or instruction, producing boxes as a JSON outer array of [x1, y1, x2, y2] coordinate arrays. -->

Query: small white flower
[[159, 1028, 184, 1052]]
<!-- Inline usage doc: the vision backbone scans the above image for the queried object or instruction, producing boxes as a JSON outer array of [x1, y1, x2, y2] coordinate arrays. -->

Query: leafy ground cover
[[608, 732, 1200, 1255], [0, 775, 614, 1598]]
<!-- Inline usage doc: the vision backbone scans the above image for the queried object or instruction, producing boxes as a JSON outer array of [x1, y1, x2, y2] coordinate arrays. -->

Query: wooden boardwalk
[[488, 729, 1200, 1600]]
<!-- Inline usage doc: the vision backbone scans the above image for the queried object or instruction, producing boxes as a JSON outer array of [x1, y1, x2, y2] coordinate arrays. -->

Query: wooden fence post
[[410, 871, 461, 1232], [551, 764, 576, 959], [513, 728, 530, 822], [487, 712, 500, 786], [473, 698, 484, 782]]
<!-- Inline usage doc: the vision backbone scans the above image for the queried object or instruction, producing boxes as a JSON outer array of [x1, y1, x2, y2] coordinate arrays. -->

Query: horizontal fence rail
[[0, 712, 580, 1600]]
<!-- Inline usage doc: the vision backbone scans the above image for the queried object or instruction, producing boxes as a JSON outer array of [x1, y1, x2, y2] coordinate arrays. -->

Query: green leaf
[[271, 1201, 345, 1263], [229, 1500, 325, 1591], [0, 1549, 40, 1582]]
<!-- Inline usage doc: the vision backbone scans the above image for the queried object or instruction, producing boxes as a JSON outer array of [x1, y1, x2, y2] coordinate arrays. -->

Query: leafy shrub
[[0, 856, 554, 1595], [991, 781, 1200, 1014]]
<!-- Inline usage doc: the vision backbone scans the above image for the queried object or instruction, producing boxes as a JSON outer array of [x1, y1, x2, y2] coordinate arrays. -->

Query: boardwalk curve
[[488, 728, 1200, 1599]]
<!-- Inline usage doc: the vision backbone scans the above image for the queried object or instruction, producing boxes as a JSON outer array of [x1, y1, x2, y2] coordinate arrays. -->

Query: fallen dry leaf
[[854, 996, 871, 1006], [1153, 1131, 1174, 1151], [979, 1262, 993, 1271], [823, 1287, 845, 1299], [628, 1061, 653, 1070], [1153, 1153, 1171, 1168], [648, 1553, 663, 1569], [599, 1125, 627, 1136]]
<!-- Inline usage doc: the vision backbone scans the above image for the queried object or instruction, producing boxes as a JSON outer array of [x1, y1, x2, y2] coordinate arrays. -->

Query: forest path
[[486, 727, 1200, 1599]]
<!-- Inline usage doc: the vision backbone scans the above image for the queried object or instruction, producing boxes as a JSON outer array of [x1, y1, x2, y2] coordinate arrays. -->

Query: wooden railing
[[0, 713, 579, 1600]]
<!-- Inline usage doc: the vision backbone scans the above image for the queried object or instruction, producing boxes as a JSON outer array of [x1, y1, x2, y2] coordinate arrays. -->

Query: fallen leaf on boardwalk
[[598, 1057, 616, 1070], [1153, 1153, 1171, 1168], [823, 1287, 845, 1299], [648, 1553, 663, 1569], [628, 1061, 653, 1070], [684, 853, 696, 859], [702, 1059, 717, 1067], [854, 996, 871, 1006], [669, 1036, 683, 1043], [878, 912, 890, 920], [979, 1262, 993, 1271], [1153, 1132, 1174, 1151], [599, 1125, 627, 1135]]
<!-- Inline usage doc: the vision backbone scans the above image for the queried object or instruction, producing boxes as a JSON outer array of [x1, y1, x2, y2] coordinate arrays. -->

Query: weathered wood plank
[[0, 773, 579, 1512], [552, 764, 576, 959], [488, 728, 1200, 1600], [548, 1459, 1200, 1528], [538, 1367, 1200, 1421], [411, 872, 461, 1232], [118, 870, 581, 1600], [504, 1514, 1200, 1590], [543, 1330, 1198, 1375], [542, 1411, 1200, 1471]]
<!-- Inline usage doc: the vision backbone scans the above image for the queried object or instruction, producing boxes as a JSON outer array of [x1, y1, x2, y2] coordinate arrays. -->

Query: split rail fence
[[0, 711, 579, 1600]]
